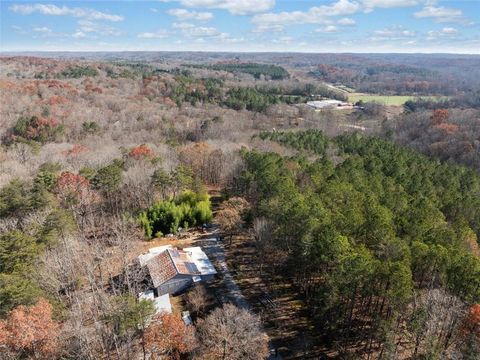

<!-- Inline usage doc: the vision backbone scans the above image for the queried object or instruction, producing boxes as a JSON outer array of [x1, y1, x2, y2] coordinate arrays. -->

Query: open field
[[348, 94, 448, 105]]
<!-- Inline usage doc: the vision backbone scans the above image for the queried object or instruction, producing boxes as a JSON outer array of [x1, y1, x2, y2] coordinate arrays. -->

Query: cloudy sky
[[1, 0, 479, 53]]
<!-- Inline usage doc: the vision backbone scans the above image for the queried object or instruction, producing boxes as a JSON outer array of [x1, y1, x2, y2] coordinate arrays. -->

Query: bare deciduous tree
[[185, 284, 211, 317], [197, 303, 269, 360]]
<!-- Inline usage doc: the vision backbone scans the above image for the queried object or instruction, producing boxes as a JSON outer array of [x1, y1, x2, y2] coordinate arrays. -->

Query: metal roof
[[183, 247, 217, 276], [144, 248, 200, 288]]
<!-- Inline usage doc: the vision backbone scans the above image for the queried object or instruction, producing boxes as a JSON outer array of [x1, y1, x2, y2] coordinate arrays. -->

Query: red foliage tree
[[463, 304, 480, 339], [27, 117, 57, 138], [55, 171, 92, 206], [43, 95, 69, 106], [129, 144, 155, 159], [0, 298, 61, 359], [144, 313, 197, 359], [62, 144, 89, 157], [56, 171, 89, 193], [431, 109, 449, 125], [435, 122, 459, 135]]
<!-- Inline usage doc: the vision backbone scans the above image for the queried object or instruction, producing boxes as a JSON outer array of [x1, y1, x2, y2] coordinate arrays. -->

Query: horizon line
[[1, 50, 480, 56]]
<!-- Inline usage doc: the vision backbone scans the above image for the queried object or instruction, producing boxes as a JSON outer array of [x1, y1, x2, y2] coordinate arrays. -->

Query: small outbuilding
[[139, 290, 172, 314]]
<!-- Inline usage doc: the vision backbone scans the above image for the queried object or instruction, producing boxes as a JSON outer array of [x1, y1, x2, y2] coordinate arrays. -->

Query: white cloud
[[167, 8, 213, 21], [338, 17, 355, 25], [216, 33, 245, 43], [374, 26, 415, 37], [137, 30, 169, 39], [185, 26, 219, 37], [252, 24, 284, 33], [76, 20, 121, 36], [252, 0, 359, 26], [172, 22, 194, 29], [72, 31, 88, 38], [33, 26, 52, 33], [9, 3, 123, 21], [173, 22, 220, 37], [426, 27, 459, 40], [272, 36, 293, 44], [414, 6, 465, 23], [30, 26, 69, 38], [370, 26, 416, 41], [160, 0, 275, 15], [150, 8, 159, 13], [441, 27, 458, 35], [316, 25, 339, 33], [170, 21, 240, 42], [362, 0, 419, 12]]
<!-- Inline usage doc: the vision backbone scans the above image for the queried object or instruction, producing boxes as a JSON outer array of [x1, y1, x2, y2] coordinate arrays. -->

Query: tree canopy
[[232, 130, 480, 352]]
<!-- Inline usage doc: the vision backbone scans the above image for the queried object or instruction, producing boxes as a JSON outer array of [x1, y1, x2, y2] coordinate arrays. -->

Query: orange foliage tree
[[431, 109, 449, 125], [54, 172, 96, 212], [463, 304, 480, 339], [0, 298, 61, 359], [63, 143, 89, 157], [178, 142, 225, 185], [216, 197, 250, 242], [435, 122, 459, 135], [129, 144, 155, 159], [144, 313, 197, 359], [56, 172, 90, 198]]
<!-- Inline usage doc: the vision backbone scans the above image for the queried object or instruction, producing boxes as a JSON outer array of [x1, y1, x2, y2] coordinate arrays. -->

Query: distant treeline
[[188, 62, 290, 80], [404, 91, 480, 111], [309, 62, 469, 96], [166, 73, 345, 112]]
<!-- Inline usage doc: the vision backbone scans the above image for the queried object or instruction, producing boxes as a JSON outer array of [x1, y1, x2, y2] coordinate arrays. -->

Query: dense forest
[[234, 131, 480, 358], [189, 62, 290, 80]]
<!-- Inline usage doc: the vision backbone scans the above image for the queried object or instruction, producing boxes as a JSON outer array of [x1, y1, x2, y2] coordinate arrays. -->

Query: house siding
[[156, 274, 192, 296]]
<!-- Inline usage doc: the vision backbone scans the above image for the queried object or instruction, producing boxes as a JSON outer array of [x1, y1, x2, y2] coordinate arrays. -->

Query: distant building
[[139, 246, 217, 296], [306, 99, 353, 110]]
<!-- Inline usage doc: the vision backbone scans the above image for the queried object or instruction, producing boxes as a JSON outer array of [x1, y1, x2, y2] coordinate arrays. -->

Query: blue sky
[[1, 0, 479, 53]]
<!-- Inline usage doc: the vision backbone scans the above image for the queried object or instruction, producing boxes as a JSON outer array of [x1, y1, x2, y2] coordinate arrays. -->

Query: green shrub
[[82, 121, 100, 133], [79, 166, 97, 181], [139, 190, 212, 239], [35, 171, 57, 191], [59, 66, 98, 78], [92, 163, 123, 194], [9, 116, 64, 144]]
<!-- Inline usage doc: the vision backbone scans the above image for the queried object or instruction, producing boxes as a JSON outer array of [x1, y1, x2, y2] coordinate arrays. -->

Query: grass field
[[348, 94, 448, 106]]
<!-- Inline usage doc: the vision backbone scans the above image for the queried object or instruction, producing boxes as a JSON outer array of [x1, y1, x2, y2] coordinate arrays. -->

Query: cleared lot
[[348, 94, 448, 105]]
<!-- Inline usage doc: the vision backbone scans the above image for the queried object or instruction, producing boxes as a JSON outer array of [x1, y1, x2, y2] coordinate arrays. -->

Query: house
[[139, 246, 217, 296]]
